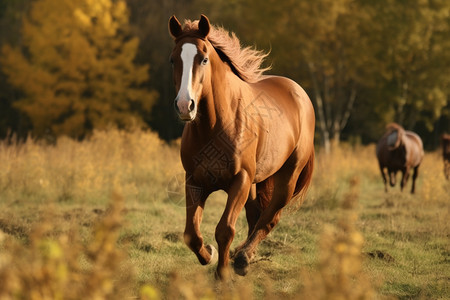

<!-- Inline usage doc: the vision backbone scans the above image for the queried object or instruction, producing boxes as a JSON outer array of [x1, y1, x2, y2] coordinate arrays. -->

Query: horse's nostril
[[174, 100, 180, 114], [188, 99, 195, 112]]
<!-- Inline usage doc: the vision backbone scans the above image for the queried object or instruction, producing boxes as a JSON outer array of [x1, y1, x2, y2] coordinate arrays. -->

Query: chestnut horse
[[376, 123, 424, 194], [168, 15, 315, 279], [442, 134, 450, 180]]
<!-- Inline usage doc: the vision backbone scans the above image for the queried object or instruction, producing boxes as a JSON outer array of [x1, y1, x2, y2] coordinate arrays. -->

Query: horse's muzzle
[[174, 98, 196, 121]]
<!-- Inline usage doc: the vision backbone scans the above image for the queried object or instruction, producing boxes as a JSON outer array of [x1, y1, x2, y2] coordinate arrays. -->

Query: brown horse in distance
[[376, 123, 424, 194], [442, 134, 450, 180], [168, 15, 315, 279]]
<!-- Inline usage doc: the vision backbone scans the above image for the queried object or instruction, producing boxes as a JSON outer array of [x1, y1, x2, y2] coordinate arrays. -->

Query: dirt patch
[[365, 250, 395, 263], [139, 243, 157, 253], [164, 232, 182, 243], [0, 218, 30, 240]]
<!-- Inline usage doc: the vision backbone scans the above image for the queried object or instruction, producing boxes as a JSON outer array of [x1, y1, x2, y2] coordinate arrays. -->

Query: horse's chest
[[193, 149, 235, 186], [184, 139, 239, 188], [386, 149, 407, 168], [181, 118, 260, 187]]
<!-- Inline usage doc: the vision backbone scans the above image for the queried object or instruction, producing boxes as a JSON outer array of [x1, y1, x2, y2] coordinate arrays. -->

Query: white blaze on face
[[177, 43, 198, 109]]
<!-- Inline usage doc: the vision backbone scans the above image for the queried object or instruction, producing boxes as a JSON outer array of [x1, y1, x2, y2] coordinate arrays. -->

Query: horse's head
[[168, 15, 212, 122]]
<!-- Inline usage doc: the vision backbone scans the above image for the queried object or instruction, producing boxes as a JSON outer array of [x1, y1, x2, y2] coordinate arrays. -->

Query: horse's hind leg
[[411, 166, 419, 194], [233, 156, 303, 276], [244, 184, 261, 238], [243, 179, 273, 236], [232, 182, 268, 257]]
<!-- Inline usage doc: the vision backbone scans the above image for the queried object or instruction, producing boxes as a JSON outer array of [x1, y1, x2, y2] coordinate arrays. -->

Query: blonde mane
[[182, 20, 270, 83]]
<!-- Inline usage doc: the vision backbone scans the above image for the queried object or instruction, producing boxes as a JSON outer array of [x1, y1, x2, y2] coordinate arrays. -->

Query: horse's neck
[[199, 68, 248, 133]]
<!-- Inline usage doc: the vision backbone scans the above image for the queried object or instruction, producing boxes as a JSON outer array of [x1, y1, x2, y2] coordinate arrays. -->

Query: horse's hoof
[[205, 244, 218, 265], [232, 251, 249, 276]]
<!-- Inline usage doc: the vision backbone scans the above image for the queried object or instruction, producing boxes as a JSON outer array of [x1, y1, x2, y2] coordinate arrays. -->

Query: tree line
[[0, 0, 449, 150]]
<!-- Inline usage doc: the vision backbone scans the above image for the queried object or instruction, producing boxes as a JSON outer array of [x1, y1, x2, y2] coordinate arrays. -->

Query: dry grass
[[0, 129, 181, 206], [0, 130, 448, 299], [0, 192, 132, 299], [297, 178, 375, 300]]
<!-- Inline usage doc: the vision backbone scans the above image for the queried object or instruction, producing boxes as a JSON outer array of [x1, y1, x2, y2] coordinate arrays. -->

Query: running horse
[[376, 123, 424, 194], [168, 15, 315, 279]]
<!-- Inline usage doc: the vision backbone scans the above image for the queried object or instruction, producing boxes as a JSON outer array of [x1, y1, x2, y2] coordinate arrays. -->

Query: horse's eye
[[169, 57, 174, 65], [201, 57, 209, 65]]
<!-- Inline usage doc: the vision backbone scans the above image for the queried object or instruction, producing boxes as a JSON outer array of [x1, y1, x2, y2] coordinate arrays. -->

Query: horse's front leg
[[389, 169, 397, 187], [215, 171, 251, 279], [379, 164, 388, 192], [400, 167, 410, 192], [183, 176, 215, 266]]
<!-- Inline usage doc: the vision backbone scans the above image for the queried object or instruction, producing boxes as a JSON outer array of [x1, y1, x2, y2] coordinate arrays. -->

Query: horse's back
[[405, 131, 423, 149], [252, 75, 315, 146], [405, 131, 424, 166], [257, 75, 311, 101], [253, 75, 314, 124]]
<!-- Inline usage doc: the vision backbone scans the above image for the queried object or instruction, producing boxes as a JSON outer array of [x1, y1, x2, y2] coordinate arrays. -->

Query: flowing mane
[[181, 20, 270, 83]]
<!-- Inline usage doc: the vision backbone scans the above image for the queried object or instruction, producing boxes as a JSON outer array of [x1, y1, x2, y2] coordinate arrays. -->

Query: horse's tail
[[292, 150, 315, 206]]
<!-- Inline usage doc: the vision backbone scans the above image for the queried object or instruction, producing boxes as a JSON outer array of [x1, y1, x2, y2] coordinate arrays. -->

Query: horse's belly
[[253, 132, 297, 183]]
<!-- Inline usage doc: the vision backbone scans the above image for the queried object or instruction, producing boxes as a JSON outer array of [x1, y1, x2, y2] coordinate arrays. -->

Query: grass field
[[0, 129, 449, 299]]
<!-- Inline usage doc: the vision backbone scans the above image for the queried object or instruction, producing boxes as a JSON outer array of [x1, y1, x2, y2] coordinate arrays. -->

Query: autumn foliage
[[1, 0, 156, 139]]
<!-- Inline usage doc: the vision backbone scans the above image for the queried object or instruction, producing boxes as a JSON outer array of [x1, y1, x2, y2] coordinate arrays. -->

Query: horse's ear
[[169, 15, 182, 39], [198, 14, 210, 38]]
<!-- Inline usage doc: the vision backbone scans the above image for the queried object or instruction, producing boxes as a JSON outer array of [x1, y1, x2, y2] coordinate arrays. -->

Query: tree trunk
[[307, 63, 357, 154], [308, 62, 331, 154]]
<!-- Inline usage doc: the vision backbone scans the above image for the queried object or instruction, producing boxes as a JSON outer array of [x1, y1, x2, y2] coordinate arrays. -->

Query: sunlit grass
[[0, 129, 182, 206], [0, 129, 448, 299]]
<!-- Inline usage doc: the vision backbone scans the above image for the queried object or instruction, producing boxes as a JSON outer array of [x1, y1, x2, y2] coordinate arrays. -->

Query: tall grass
[[0, 129, 448, 299], [0, 129, 182, 206], [306, 144, 379, 210], [0, 192, 132, 299], [298, 177, 375, 299]]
